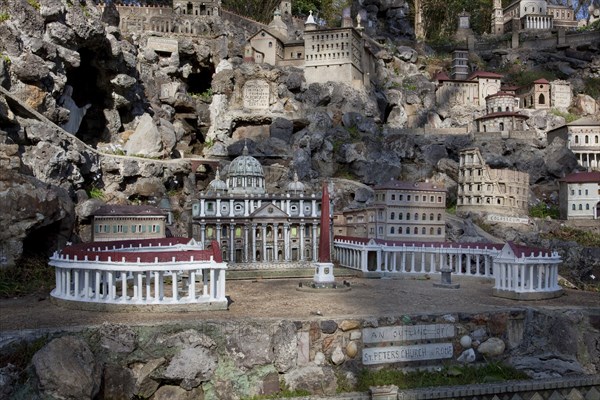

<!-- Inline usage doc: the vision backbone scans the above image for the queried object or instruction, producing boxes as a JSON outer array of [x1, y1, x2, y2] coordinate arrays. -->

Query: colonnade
[[523, 15, 553, 30], [575, 152, 600, 170], [493, 262, 560, 292]]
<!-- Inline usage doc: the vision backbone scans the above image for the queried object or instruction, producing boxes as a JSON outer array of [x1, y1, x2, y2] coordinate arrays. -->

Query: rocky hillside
[[0, 0, 599, 285]]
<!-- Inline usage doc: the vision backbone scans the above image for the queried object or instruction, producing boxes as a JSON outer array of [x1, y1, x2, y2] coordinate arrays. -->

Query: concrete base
[[50, 296, 229, 312], [433, 282, 461, 289], [492, 288, 563, 300], [313, 262, 335, 284]]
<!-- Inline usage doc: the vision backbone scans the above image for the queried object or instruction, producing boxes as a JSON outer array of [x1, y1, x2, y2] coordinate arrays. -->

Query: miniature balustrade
[[49, 239, 226, 307], [493, 251, 562, 294]]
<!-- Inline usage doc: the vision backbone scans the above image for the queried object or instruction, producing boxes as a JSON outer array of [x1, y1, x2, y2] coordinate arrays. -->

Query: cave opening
[[185, 65, 215, 95], [21, 220, 69, 260], [64, 47, 111, 146]]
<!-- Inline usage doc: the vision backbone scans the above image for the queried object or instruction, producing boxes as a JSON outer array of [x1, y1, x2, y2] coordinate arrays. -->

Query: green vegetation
[[1, 53, 10, 65], [0, 336, 48, 383], [355, 362, 529, 391], [529, 202, 559, 219], [550, 109, 579, 123], [243, 381, 311, 399], [541, 226, 600, 248], [504, 69, 560, 88], [577, 19, 600, 32], [88, 186, 105, 200], [0, 12, 9, 22], [0, 256, 55, 298], [582, 77, 600, 100], [27, 0, 40, 10]]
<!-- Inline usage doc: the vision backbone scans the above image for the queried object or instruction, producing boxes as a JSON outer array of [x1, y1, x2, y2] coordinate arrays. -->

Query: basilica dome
[[227, 143, 266, 195], [207, 167, 228, 194]]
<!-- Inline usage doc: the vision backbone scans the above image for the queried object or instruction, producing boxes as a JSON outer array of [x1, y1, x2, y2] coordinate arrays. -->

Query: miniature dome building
[[226, 144, 266, 195], [192, 146, 330, 266]]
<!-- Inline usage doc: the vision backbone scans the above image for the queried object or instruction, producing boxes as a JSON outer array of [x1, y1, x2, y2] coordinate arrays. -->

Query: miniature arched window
[[268, 42, 273, 48], [390, 212, 395, 220], [414, 213, 419, 220], [499, 122, 504, 131], [390, 227, 395, 234], [539, 94, 545, 104], [430, 213, 434, 220], [430, 227, 434, 235], [572, 204, 576, 210], [422, 227, 426, 234], [414, 227, 418, 234], [437, 213, 442, 220], [585, 136, 589, 144], [422, 213, 426, 220], [398, 227, 403, 234], [398, 213, 403, 220], [586, 204, 590, 210], [575, 135, 579, 144], [579, 204, 583, 210], [595, 136, 599, 144]]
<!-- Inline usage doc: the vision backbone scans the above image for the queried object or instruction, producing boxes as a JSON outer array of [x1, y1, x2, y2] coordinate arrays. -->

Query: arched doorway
[[596, 202, 600, 219]]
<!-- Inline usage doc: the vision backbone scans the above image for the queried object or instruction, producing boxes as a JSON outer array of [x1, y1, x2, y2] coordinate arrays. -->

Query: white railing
[[48, 239, 228, 309], [50, 258, 227, 307], [333, 236, 563, 299]]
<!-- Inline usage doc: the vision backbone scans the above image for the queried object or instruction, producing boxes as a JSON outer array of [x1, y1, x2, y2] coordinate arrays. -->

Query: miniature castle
[[491, 0, 577, 35], [244, 6, 379, 88]]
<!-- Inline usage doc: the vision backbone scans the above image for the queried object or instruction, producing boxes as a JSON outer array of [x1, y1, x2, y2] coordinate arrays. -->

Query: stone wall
[[2, 308, 598, 399]]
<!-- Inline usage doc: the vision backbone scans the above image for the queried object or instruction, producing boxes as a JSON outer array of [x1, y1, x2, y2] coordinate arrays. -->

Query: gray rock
[[130, 358, 164, 398], [573, 94, 597, 115], [11, 53, 50, 83], [457, 348, 476, 363], [102, 365, 136, 400], [45, 22, 76, 46], [477, 337, 505, 356], [124, 114, 163, 157], [32, 336, 102, 400], [99, 323, 137, 354], [331, 345, 345, 365], [285, 71, 304, 92], [283, 365, 337, 395], [0, 364, 18, 398], [152, 385, 204, 400], [396, 46, 418, 63], [163, 346, 217, 390], [270, 118, 294, 143], [111, 74, 137, 89], [320, 320, 338, 334], [509, 355, 584, 378], [272, 321, 298, 373]]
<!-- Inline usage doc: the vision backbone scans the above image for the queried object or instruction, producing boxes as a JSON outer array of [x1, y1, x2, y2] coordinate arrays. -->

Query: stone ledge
[[49, 296, 229, 312], [492, 288, 564, 300]]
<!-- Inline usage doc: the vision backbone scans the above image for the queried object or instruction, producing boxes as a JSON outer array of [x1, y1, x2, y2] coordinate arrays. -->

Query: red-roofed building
[[338, 180, 447, 241], [92, 205, 168, 242], [475, 91, 529, 134], [559, 171, 600, 220], [516, 78, 551, 109]]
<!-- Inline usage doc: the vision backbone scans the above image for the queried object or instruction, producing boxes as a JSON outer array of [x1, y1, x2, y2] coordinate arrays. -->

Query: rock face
[[13, 310, 598, 398], [32, 336, 102, 399]]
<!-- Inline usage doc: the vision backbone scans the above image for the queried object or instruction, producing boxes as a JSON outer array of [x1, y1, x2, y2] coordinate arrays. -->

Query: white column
[[262, 224, 267, 261], [200, 199, 206, 217], [189, 271, 196, 300], [216, 199, 221, 217], [252, 224, 257, 262], [312, 223, 318, 261], [274, 223, 279, 261], [300, 224, 305, 261]]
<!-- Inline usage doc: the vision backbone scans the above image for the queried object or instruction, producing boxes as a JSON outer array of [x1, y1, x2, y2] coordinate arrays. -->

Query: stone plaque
[[363, 324, 454, 344], [147, 37, 179, 54], [243, 80, 270, 110], [486, 214, 529, 225], [362, 343, 454, 365]]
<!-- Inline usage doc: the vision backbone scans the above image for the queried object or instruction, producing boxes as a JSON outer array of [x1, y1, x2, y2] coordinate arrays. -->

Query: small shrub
[[0, 53, 10, 65], [88, 186, 105, 200], [550, 108, 579, 123], [0, 256, 55, 298], [529, 202, 559, 219], [27, 0, 40, 10], [0, 12, 9, 22], [541, 226, 600, 247], [582, 77, 600, 100]]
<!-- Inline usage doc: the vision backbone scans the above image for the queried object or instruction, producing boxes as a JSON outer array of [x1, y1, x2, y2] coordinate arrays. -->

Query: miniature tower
[[450, 48, 469, 81], [492, 0, 504, 35], [305, 10, 317, 31], [341, 7, 353, 28], [280, 0, 292, 18], [314, 180, 335, 284]]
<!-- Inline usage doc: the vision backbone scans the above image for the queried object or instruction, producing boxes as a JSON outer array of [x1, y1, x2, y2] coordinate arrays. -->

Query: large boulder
[[32, 336, 102, 400], [124, 114, 163, 157], [283, 365, 337, 395]]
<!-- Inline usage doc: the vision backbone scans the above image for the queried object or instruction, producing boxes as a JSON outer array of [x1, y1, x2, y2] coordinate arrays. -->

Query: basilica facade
[[191, 145, 329, 266]]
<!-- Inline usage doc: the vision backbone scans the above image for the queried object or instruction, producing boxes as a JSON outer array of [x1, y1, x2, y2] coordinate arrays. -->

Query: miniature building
[[547, 118, 600, 171], [101, 0, 222, 35], [435, 62, 503, 107], [492, 242, 562, 300], [491, 0, 577, 35], [49, 238, 228, 310], [559, 171, 600, 220], [457, 148, 530, 217], [246, 8, 379, 88], [92, 205, 168, 242], [191, 144, 331, 265], [517, 78, 551, 109], [476, 91, 528, 133], [340, 180, 447, 242]]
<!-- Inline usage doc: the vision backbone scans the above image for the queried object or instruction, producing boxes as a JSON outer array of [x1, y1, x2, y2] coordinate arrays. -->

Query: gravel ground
[[1, 276, 599, 335]]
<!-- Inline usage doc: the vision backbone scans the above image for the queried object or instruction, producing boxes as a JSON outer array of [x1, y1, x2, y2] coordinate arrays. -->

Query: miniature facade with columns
[[339, 180, 447, 242], [475, 91, 528, 134], [547, 117, 600, 171], [191, 144, 331, 266], [333, 236, 562, 299], [49, 238, 228, 310], [491, 0, 577, 35], [457, 148, 530, 217], [92, 205, 168, 242]]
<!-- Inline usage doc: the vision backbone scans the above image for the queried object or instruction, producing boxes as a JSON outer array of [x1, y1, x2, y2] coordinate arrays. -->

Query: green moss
[[355, 362, 529, 392], [27, 0, 40, 10], [88, 186, 105, 200], [582, 77, 600, 100], [550, 109, 579, 123], [0, 256, 55, 298], [541, 226, 600, 248], [0, 12, 9, 22], [529, 202, 559, 219]]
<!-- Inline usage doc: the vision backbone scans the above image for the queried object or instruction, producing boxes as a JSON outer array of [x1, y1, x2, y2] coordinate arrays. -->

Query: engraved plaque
[[362, 343, 454, 365], [363, 324, 455, 344], [147, 37, 179, 54], [243, 80, 270, 110]]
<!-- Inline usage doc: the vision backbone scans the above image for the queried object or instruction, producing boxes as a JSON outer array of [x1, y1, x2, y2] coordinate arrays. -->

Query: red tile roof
[[94, 205, 167, 217], [560, 171, 600, 183], [533, 78, 550, 84], [467, 71, 503, 80], [373, 180, 446, 192]]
